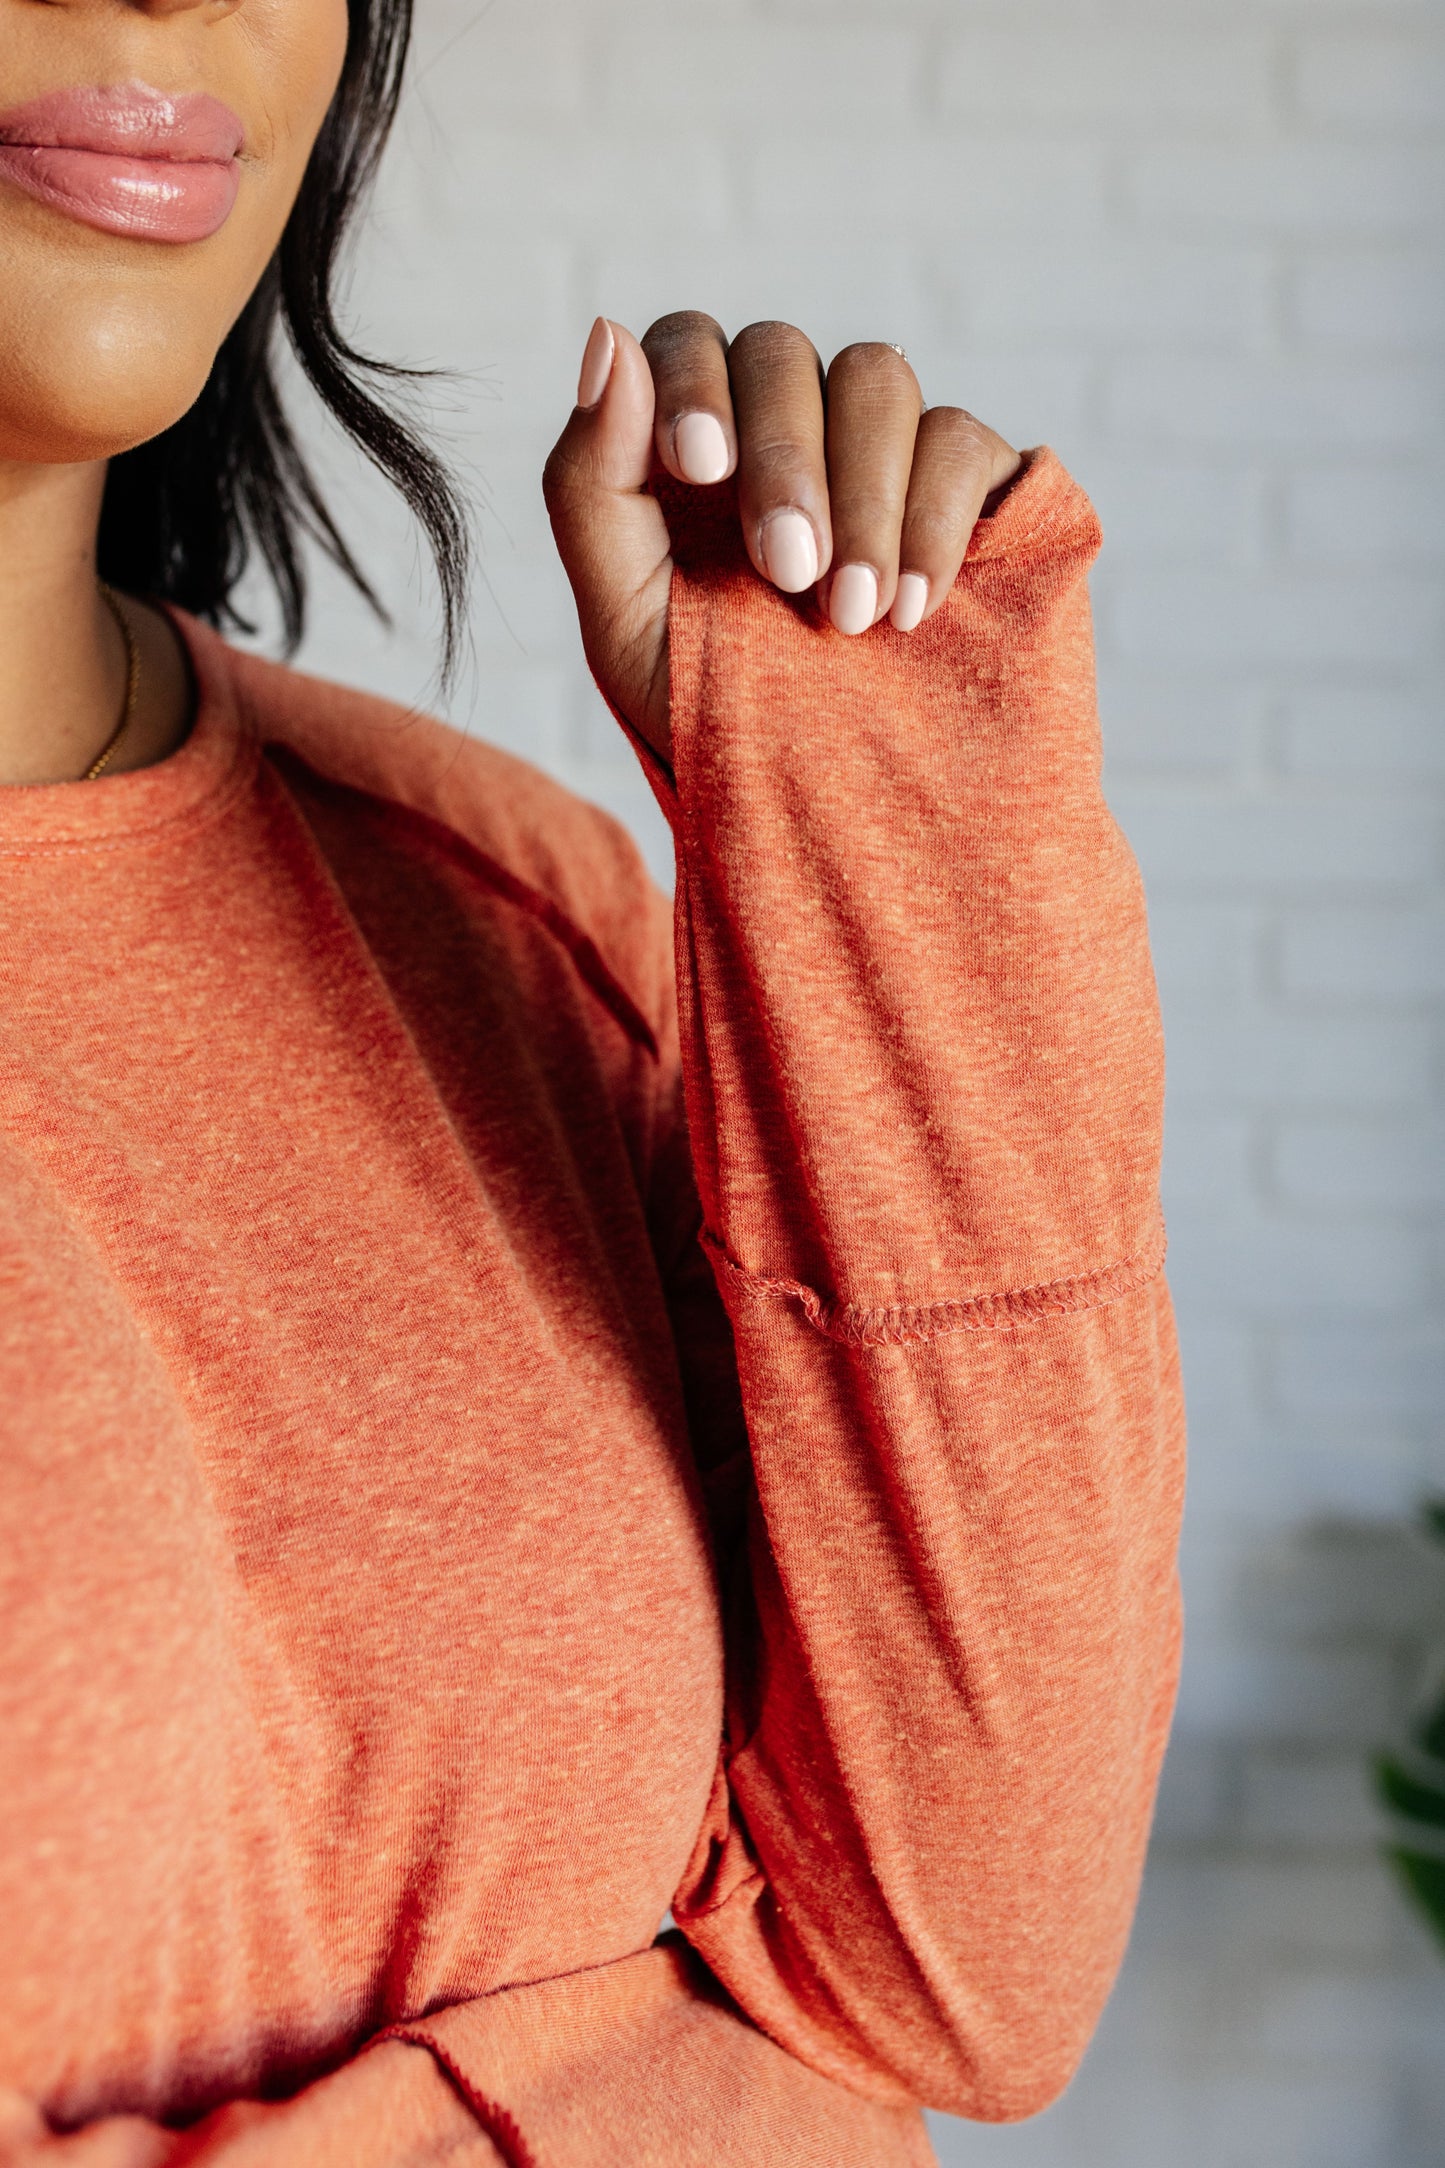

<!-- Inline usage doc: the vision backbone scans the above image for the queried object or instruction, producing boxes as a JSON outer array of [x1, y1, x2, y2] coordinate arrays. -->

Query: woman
[[0, 2, 1185, 2163]]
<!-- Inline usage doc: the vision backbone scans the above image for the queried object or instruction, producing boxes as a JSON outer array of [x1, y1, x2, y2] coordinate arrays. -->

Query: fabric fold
[[387, 1943, 933, 2168]]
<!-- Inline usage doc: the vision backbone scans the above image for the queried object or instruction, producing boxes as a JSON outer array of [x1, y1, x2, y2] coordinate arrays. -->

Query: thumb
[[543, 320, 675, 764]]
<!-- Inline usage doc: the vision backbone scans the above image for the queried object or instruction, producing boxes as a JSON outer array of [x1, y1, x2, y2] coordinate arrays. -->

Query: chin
[[0, 294, 217, 466]]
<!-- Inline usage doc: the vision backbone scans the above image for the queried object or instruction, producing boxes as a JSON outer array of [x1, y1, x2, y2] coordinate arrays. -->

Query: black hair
[[96, 0, 468, 674]]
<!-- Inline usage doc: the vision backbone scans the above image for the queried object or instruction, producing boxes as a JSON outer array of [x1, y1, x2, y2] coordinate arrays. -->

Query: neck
[[0, 458, 192, 786]]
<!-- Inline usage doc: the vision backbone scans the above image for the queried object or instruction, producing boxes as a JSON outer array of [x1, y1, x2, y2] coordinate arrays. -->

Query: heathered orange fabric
[[0, 452, 1185, 2165]]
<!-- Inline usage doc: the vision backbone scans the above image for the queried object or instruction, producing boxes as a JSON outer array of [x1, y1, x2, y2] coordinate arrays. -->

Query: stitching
[[0, 735, 256, 861], [267, 745, 661, 1064], [376, 2027, 541, 2168], [701, 1217, 1168, 1347]]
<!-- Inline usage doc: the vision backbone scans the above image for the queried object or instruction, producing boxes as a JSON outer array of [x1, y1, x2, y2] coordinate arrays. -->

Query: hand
[[543, 314, 1023, 767]]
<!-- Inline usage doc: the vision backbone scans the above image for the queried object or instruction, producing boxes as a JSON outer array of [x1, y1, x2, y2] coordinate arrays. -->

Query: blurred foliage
[[1375, 1500, 1445, 1956]]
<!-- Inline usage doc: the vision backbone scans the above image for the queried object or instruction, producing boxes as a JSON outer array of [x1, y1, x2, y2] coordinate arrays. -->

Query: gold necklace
[[84, 585, 141, 782]]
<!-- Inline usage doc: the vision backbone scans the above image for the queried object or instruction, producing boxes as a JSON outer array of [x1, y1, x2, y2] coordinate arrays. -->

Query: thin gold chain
[[84, 586, 141, 782]]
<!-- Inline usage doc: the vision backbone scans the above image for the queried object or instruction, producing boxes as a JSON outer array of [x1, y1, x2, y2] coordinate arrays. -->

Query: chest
[[0, 832, 723, 2125]]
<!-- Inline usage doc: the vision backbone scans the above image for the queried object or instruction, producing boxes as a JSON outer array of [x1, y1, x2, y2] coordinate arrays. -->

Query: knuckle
[[832, 340, 910, 375], [642, 310, 727, 361], [745, 436, 819, 489], [929, 406, 995, 462], [836, 486, 904, 534], [731, 319, 821, 371], [828, 342, 920, 400]]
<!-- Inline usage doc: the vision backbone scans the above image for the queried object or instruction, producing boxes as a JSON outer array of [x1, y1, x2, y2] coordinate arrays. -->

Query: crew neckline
[[0, 610, 256, 858]]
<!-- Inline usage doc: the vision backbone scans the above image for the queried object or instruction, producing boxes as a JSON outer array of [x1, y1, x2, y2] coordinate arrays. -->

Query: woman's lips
[[0, 82, 244, 244]]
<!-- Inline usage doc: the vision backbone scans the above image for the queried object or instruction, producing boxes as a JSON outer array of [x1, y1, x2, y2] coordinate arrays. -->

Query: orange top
[[0, 454, 1184, 2167]]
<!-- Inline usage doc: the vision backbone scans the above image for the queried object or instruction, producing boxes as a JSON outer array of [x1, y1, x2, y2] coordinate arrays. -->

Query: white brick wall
[[248, 0, 1445, 2157]]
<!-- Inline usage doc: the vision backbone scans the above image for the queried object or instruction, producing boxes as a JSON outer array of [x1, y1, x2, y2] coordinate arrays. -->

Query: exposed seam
[[702, 1216, 1168, 1346], [267, 745, 661, 1063], [377, 2027, 540, 2168]]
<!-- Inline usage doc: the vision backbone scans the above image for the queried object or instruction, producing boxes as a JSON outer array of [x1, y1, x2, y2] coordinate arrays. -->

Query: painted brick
[[921, 348, 1096, 448], [597, 24, 917, 121], [1172, 1317, 1260, 1427], [1237, 1749, 1381, 1847], [739, 136, 1109, 232], [1233, 1517, 1445, 1642], [922, 344, 1091, 446], [1177, 1643, 1409, 1749], [938, 28, 1274, 128], [1233, 1970, 1419, 2065], [1290, 250, 1445, 350], [1275, 1327, 1445, 1421], [1180, 1414, 1425, 1527], [406, 6, 587, 118], [434, 128, 734, 238], [944, 245, 1275, 348], [1163, 1006, 1433, 1108], [1112, 569, 1442, 668], [1153, 1735, 1239, 1844], [1105, 355, 1445, 452], [1272, 1118, 1445, 1209], [1099, 677, 1263, 781], [1126, 143, 1445, 237], [1293, 33, 1445, 130], [1197, 2071, 1403, 2168], [1280, 686, 1445, 778], [1086, 463, 1269, 567], [1165, 1207, 1421, 1314], [1278, 908, 1445, 999], [582, 238, 927, 360], [1150, 898, 1259, 997], [1123, 786, 1441, 890], [1287, 465, 1445, 564], [1162, 1111, 1257, 1203]]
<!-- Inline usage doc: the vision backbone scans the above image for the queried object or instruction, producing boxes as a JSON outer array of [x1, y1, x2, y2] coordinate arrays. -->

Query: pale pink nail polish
[[577, 318, 616, 410], [675, 412, 731, 486], [891, 573, 930, 634], [762, 512, 820, 594], [831, 564, 879, 637]]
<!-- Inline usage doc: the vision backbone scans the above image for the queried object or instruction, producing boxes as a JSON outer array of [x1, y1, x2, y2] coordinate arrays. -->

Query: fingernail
[[891, 573, 930, 634], [762, 512, 820, 594], [675, 412, 731, 486], [830, 564, 879, 637], [577, 318, 616, 410]]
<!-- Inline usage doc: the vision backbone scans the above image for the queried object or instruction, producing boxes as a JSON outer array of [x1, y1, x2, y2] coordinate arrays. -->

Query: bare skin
[[0, 0, 347, 784], [0, 1, 1021, 790], [546, 316, 1022, 766]]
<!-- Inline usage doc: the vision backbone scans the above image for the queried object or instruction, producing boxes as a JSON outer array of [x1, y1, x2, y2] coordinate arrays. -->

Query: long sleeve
[[644, 451, 1187, 2123], [0, 2046, 502, 2165]]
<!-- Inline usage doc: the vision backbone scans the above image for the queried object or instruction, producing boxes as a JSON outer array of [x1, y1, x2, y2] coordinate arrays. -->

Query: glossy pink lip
[[0, 83, 243, 244]]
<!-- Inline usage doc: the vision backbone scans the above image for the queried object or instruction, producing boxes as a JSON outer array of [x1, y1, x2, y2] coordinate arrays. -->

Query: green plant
[[1375, 1500, 1445, 1954]]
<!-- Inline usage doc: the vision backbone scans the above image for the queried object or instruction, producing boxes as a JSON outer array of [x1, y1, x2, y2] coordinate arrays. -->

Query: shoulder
[[193, 625, 672, 1048]]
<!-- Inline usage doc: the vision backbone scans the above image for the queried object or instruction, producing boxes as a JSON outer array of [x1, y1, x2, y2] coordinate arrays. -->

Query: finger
[[642, 311, 738, 488], [543, 318, 675, 759], [892, 410, 1024, 633], [727, 322, 831, 596], [821, 343, 924, 636]]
